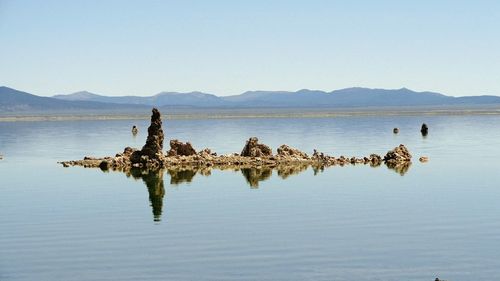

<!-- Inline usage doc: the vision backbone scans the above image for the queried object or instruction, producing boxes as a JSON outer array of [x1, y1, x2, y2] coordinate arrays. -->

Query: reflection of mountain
[[130, 169, 165, 222]]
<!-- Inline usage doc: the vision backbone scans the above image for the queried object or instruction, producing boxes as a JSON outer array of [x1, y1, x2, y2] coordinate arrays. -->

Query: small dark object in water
[[421, 123, 428, 136], [393, 128, 399, 134], [132, 125, 138, 135], [419, 156, 429, 162]]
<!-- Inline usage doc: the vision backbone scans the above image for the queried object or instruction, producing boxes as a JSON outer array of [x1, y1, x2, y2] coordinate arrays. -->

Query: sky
[[0, 0, 499, 97]]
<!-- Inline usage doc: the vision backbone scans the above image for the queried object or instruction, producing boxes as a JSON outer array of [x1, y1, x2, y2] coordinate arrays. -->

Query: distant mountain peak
[[3, 86, 500, 112]]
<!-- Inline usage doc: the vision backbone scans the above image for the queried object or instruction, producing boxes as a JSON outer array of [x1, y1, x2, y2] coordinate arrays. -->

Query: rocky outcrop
[[383, 144, 412, 175], [240, 137, 272, 157], [59, 109, 420, 176], [129, 108, 166, 168], [384, 144, 412, 164], [167, 139, 197, 156], [139, 108, 164, 159], [277, 144, 309, 160], [421, 123, 428, 136]]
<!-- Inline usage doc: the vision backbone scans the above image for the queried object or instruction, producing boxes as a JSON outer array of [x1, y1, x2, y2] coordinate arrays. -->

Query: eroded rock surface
[[138, 108, 164, 159], [167, 139, 197, 156], [240, 137, 272, 157], [384, 144, 412, 164], [383, 144, 412, 175], [277, 144, 309, 160]]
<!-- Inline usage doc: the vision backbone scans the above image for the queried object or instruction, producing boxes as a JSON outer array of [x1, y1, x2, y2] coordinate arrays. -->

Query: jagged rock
[[421, 123, 428, 136], [384, 144, 412, 165], [276, 144, 309, 159], [167, 139, 197, 156], [393, 128, 399, 134], [139, 108, 164, 159], [240, 137, 272, 157]]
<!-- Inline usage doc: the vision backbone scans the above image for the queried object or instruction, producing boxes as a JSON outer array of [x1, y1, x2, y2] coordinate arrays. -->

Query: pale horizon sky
[[1, 0, 499, 97]]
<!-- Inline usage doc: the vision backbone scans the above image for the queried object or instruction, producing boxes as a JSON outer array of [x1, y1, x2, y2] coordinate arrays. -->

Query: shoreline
[[2, 108, 500, 122]]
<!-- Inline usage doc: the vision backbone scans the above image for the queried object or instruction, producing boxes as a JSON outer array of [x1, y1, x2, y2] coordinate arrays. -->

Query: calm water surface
[[1, 115, 500, 281]]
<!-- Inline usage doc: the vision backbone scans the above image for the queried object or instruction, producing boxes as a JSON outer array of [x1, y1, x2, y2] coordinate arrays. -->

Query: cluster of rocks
[[60, 108, 418, 174]]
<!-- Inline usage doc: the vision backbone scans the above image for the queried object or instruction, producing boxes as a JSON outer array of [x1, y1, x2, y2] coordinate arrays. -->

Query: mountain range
[[2, 86, 500, 113]]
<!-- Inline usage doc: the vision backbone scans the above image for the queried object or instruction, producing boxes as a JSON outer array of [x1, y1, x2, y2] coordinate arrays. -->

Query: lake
[[1, 114, 500, 281]]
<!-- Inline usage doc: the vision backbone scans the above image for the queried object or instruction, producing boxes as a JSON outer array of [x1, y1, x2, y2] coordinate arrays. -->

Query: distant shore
[[2, 106, 500, 122]]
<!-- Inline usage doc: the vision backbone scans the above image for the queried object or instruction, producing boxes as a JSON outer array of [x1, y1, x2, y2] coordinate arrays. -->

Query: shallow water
[[1, 115, 500, 281]]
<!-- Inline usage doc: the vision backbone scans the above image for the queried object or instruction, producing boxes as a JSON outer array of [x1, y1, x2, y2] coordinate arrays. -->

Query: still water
[[1, 115, 500, 280]]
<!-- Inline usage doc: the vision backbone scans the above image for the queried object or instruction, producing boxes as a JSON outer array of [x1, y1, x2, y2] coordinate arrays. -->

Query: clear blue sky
[[1, 0, 499, 97]]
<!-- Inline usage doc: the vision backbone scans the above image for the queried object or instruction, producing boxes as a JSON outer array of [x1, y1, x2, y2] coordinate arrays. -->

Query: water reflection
[[127, 168, 165, 222], [115, 161, 411, 221], [241, 167, 272, 188], [386, 161, 412, 176]]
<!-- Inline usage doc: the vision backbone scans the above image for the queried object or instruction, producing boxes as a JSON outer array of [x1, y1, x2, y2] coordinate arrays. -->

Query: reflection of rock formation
[[129, 168, 165, 222], [383, 144, 412, 175], [168, 169, 197, 185], [386, 161, 412, 176], [241, 167, 272, 188], [276, 163, 309, 179]]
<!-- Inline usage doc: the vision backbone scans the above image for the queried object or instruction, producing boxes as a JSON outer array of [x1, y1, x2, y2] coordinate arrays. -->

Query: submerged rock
[[419, 156, 429, 162], [421, 123, 428, 136], [240, 137, 272, 157], [167, 139, 197, 156]]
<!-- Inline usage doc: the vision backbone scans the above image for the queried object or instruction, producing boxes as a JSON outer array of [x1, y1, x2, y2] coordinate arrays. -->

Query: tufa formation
[[60, 108, 416, 174]]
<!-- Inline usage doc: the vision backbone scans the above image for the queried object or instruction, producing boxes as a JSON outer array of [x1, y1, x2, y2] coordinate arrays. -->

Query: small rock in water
[[131, 125, 138, 136], [419, 156, 429, 162], [421, 123, 428, 136], [393, 128, 399, 134]]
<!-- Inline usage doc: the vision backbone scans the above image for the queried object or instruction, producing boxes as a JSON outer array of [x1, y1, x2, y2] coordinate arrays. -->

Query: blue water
[[1, 115, 500, 281]]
